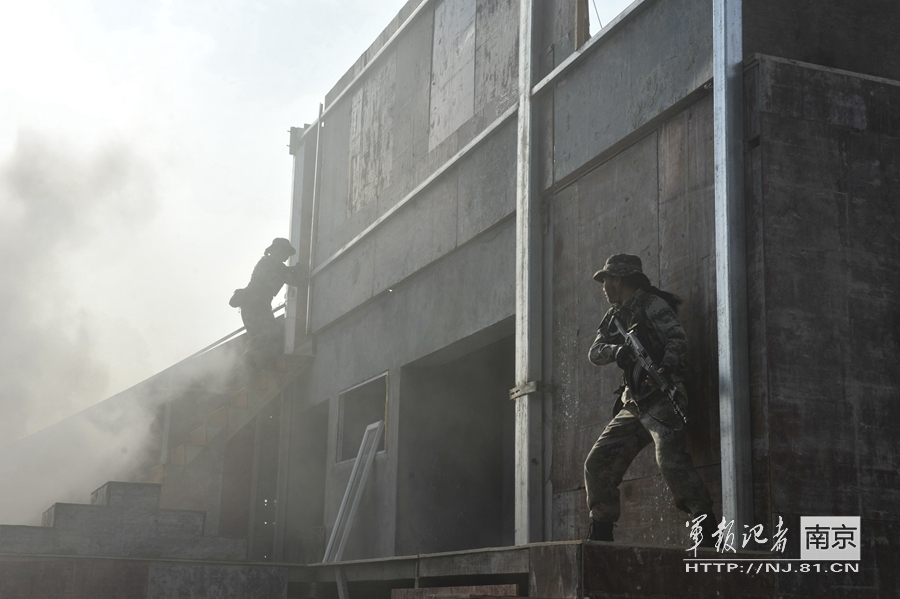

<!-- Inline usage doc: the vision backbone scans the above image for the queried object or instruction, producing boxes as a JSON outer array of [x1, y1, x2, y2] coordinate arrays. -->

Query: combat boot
[[586, 520, 614, 542]]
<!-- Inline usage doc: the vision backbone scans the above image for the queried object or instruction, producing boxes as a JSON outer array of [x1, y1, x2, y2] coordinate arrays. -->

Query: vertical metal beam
[[713, 0, 753, 529], [273, 392, 292, 562], [305, 105, 325, 335], [159, 371, 173, 465], [285, 126, 308, 355], [246, 414, 265, 559], [513, 0, 543, 545]]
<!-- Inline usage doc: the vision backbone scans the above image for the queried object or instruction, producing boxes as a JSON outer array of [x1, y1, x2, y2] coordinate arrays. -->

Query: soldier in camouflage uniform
[[583, 254, 716, 544], [235, 238, 305, 368]]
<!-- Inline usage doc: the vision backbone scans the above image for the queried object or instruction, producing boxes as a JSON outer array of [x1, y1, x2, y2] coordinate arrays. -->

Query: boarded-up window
[[349, 55, 396, 215], [429, 0, 476, 150]]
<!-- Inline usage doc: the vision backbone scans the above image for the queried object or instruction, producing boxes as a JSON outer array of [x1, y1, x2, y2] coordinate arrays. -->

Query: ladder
[[323, 419, 385, 563]]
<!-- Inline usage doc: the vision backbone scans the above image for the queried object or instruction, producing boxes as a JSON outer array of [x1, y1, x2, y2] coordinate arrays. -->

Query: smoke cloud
[[0, 129, 159, 445]]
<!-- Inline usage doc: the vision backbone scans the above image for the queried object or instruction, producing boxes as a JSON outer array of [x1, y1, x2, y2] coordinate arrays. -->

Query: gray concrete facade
[[2, 0, 898, 596]]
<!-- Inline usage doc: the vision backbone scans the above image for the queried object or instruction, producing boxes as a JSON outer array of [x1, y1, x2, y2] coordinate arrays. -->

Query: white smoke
[[0, 130, 160, 445]]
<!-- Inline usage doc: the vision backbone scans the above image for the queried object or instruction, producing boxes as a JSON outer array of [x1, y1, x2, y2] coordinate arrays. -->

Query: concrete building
[[1, 0, 898, 597]]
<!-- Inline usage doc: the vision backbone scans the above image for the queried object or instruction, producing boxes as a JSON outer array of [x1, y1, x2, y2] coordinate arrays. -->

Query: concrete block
[[209, 407, 229, 428], [191, 424, 224, 446], [226, 407, 250, 431], [185, 445, 204, 466], [42, 503, 119, 532], [146, 562, 284, 598], [250, 370, 267, 390], [0, 525, 58, 554], [91, 481, 161, 509], [156, 508, 206, 538], [231, 389, 248, 408], [147, 463, 184, 484], [175, 536, 248, 561]]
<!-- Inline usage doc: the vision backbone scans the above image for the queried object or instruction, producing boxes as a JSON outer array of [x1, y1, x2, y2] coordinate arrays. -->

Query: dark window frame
[[336, 372, 388, 463]]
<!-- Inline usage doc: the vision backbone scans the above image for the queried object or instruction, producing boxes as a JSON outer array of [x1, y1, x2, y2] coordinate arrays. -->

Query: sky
[[0, 0, 634, 448], [0, 0, 414, 447]]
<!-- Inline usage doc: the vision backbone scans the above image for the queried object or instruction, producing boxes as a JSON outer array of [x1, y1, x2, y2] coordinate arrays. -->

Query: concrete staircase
[[148, 353, 313, 486], [0, 481, 246, 560]]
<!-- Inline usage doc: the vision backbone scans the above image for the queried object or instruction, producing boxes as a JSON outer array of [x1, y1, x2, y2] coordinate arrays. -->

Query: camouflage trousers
[[584, 385, 713, 523], [240, 297, 281, 364]]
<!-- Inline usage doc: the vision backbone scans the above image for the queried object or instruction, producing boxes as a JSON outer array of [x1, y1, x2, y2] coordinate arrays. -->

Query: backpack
[[228, 288, 248, 308]]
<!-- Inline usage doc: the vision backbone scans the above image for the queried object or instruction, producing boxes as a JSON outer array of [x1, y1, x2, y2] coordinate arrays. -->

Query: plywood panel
[[657, 93, 719, 464], [350, 55, 396, 216], [553, 133, 660, 493]]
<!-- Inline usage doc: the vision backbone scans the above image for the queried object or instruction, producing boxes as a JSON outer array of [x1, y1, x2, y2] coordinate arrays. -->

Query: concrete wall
[[507, 0, 719, 547], [744, 0, 900, 82], [745, 55, 900, 595], [541, 0, 713, 191], [547, 93, 720, 545], [0, 558, 290, 599], [284, 0, 545, 562], [281, 0, 900, 573], [309, 0, 520, 334], [286, 0, 721, 556], [396, 336, 516, 555], [294, 222, 516, 560]]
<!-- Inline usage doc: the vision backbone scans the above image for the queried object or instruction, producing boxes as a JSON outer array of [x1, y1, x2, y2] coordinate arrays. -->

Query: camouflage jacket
[[245, 255, 303, 301], [588, 289, 688, 391]]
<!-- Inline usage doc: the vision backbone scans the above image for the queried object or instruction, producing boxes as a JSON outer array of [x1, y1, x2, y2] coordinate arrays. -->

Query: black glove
[[614, 344, 633, 370]]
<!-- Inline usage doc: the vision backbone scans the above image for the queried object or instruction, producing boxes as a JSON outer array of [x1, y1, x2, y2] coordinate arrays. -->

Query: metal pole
[[713, 0, 753, 529], [513, 0, 543, 545], [273, 391, 292, 562], [284, 126, 308, 355], [306, 104, 324, 335]]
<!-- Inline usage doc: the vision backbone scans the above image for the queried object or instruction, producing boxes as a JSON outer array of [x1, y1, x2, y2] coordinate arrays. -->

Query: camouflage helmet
[[592, 253, 644, 282], [265, 237, 297, 257]]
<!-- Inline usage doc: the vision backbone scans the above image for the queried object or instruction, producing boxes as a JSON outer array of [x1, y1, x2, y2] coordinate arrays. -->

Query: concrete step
[[250, 369, 267, 390], [155, 508, 206, 537], [231, 388, 248, 408], [190, 424, 224, 446], [42, 503, 114, 531], [90, 482, 161, 509], [146, 463, 184, 484], [152, 353, 312, 487], [170, 444, 204, 466], [209, 405, 229, 428]]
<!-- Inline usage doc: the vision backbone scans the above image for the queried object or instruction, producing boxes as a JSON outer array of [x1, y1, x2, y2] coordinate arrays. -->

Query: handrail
[[178, 302, 287, 363]]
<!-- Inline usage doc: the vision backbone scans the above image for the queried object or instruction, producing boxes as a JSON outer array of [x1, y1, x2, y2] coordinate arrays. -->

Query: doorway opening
[[396, 334, 515, 555]]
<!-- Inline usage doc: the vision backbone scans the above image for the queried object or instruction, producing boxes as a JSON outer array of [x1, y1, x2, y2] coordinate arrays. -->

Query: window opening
[[337, 374, 387, 462]]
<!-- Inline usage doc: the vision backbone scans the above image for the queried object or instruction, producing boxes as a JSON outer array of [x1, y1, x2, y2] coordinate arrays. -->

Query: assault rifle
[[609, 314, 689, 424]]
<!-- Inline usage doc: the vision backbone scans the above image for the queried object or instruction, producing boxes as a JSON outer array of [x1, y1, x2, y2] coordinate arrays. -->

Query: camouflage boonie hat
[[593, 253, 644, 282], [265, 237, 297, 256]]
